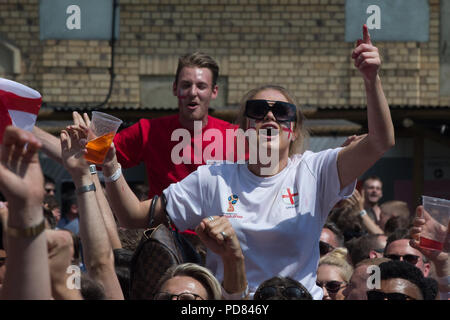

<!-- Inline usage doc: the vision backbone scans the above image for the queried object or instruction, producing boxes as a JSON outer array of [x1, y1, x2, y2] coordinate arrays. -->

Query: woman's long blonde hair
[[235, 84, 309, 156]]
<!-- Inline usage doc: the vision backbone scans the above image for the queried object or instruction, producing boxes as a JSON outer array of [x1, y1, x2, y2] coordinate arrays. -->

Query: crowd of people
[[0, 25, 448, 300]]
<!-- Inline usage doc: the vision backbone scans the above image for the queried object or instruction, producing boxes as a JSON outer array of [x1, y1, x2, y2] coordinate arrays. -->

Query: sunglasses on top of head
[[245, 100, 297, 123]]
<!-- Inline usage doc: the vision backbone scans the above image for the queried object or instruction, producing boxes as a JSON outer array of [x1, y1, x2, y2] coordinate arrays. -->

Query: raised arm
[[0, 126, 51, 299], [33, 125, 63, 164], [60, 126, 123, 300], [337, 25, 395, 189], [71, 111, 166, 230]]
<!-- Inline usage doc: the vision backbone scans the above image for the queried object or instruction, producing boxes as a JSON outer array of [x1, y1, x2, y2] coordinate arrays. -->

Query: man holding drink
[[33, 52, 240, 200]]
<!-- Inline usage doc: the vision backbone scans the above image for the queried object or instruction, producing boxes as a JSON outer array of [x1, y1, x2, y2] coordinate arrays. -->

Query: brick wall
[[0, 0, 448, 110]]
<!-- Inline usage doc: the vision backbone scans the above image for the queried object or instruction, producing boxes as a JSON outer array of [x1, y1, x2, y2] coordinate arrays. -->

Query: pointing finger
[[363, 24, 372, 45]]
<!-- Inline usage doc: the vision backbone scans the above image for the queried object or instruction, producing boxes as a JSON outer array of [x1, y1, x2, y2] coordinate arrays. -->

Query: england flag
[[0, 78, 42, 143]]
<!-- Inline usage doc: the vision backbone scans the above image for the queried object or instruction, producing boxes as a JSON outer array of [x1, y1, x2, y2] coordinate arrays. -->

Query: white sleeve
[[304, 148, 356, 220], [162, 168, 204, 232]]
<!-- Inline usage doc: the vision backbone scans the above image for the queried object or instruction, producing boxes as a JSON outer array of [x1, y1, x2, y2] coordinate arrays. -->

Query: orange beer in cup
[[85, 132, 116, 164], [84, 111, 122, 164]]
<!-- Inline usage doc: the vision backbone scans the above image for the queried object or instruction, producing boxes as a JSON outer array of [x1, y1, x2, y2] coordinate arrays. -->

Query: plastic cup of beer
[[84, 111, 122, 164], [419, 195, 450, 251]]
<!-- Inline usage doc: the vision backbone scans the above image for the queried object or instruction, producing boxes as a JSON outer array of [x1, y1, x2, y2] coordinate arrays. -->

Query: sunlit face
[[173, 67, 218, 127], [158, 275, 208, 300], [248, 89, 296, 158], [316, 264, 347, 301], [362, 179, 382, 205], [384, 239, 429, 277]]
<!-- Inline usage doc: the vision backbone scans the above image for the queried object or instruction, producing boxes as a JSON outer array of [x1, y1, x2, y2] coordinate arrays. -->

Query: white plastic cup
[[84, 111, 122, 164]]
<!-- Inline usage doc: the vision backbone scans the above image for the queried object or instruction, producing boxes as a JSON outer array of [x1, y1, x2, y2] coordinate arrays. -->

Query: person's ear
[[211, 84, 218, 100], [172, 82, 177, 97]]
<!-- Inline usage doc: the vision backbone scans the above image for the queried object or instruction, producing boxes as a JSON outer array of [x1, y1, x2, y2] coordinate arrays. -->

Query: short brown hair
[[380, 200, 410, 221], [175, 52, 219, 87]]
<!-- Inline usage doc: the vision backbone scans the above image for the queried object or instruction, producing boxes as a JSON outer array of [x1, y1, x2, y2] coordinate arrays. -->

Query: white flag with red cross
[[0, 78, 42, 143]]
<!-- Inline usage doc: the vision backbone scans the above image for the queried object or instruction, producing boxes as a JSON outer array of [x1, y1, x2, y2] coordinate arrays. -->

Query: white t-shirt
[[163, 147, 355, 300]]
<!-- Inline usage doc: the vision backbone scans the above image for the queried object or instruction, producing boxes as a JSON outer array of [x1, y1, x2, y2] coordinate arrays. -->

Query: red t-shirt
[[114, 114, 244, 199]]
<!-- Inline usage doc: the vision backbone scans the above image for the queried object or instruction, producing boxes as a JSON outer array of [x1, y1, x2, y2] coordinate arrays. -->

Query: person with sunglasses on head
[[316, 248, 353, 300], [366, 260, 433, 300], [319, 222, 344, 257], [89, 24, 394, 299], [253, 276, 312, 300]]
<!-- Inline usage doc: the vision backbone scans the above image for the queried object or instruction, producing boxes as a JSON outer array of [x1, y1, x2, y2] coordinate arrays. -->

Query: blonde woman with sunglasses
[[79, 25, 394, 300]]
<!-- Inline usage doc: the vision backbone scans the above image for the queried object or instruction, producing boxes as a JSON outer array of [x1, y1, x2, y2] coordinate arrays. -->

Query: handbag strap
[[148, 194, 174, 229], [148, 195, 158, 228]]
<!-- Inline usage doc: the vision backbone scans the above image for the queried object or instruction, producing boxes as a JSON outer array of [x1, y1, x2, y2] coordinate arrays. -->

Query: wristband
[[89, 164, 97, 175], [104, 164, 122, 182], [221, 283, 249, 300], [359, 210, 367, 217], [7, 218, 46, 238], [77, 183, 96, 195]]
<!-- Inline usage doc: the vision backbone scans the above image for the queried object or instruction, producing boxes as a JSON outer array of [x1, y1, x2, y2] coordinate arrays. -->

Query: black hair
[[379, 260, 431, 300], [384, 216, 411, 236], [44, 175, 55, 185], [323, 222, 345, 247], [254, 276, 312, 300], [384, 228, 411, 252], [43, 207, 57, 229], [347, 233, 385, 266]]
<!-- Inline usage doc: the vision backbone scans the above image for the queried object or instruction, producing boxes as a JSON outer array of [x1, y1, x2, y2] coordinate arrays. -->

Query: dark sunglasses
[[316, 280, 347, 294], [319, 241, 335, 256], [154, 292, 204, 300], [384, 254, 420, 265], [367, 290, 416, 301], [255, 286, 310, 300], [245, 100, 297, 122]]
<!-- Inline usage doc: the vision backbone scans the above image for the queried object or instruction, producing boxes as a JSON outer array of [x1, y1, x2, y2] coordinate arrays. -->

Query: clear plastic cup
[[419, 195, 450, 251], [84, 111, 122, 164]]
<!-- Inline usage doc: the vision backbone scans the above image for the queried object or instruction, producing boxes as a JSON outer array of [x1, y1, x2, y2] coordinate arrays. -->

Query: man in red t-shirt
[[114, 52, 241, 199], [33, 52, 244, 199]]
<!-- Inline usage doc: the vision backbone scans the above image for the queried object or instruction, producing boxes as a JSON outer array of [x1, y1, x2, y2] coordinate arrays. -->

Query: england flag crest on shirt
[[281, 187, 299, 207]]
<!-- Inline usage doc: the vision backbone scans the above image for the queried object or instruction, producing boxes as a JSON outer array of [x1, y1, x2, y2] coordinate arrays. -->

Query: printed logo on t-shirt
[[227, 194, 239, 212], [280, 187, 299, 208]]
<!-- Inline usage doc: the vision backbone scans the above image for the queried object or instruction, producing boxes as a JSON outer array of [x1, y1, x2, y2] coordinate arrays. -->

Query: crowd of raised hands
[[0, 120, 448, 300], [0, 117, 250, 300]]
